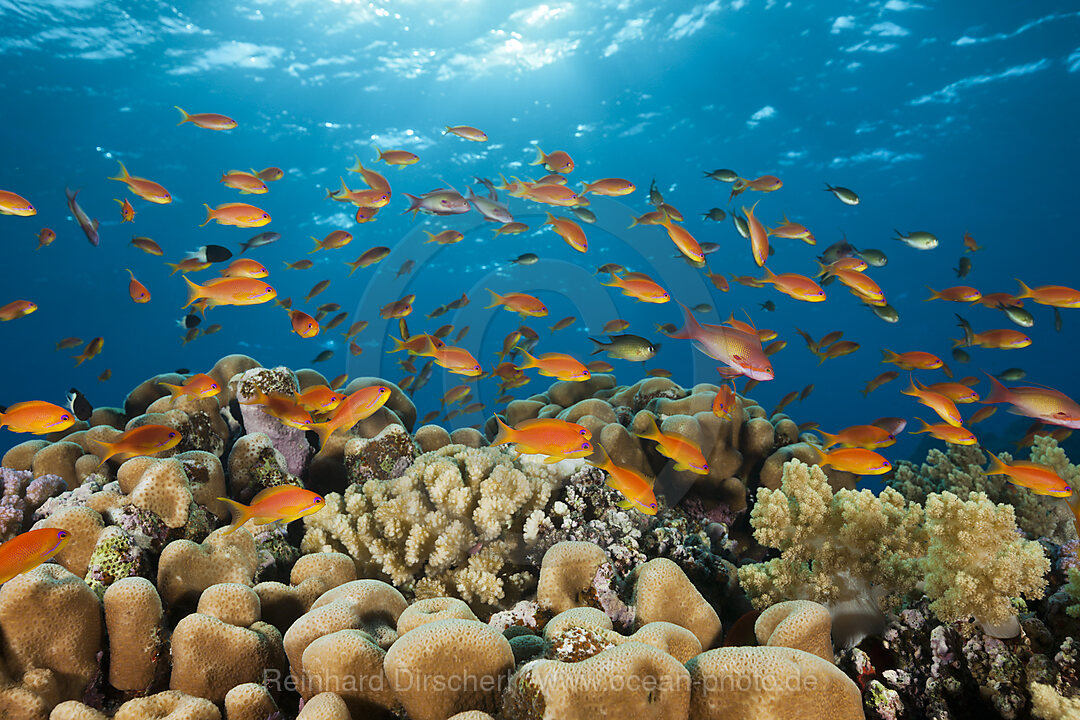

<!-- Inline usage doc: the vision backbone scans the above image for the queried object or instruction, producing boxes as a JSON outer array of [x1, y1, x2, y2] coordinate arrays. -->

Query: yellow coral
[[738, 459, 925, 611], [301, 444, 569, 610], [923, 490, 1049, 633]]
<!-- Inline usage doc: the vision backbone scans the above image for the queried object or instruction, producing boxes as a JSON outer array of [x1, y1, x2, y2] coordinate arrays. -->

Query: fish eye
[[61, 414, 70, 421], [314, 497, 324, 504], [169, 432, 177, 437], [58, 530, 69, 537]]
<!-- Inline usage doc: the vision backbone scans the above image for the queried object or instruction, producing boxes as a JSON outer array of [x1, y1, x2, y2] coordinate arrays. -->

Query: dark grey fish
[[760, 301, 775, 312], [996, 368, 1026, 381], [955, 257, 971, 278], [648, 178, 663, 207], [181, 313, 201, 329], [732, 211, 749, 239], [588, 334, 656, 362], [704, 169, 738, 182], [66, 388, 93, 421], [867, 303, 899, 323], [955, 313, 975, 347], [951, 347, 971, 363], [824, 183, 859, 205], [239, 231, 280, 253], [1054, 307, 1063, 332], [510, 253, 539, 265], [570, 206, 596, 224], [702, 208, 727, 222], [997, 303, 1034, 328], [313, 350, 334, 362]]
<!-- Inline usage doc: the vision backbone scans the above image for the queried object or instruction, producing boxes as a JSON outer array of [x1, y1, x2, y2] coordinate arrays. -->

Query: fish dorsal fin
[[250, 484, 303, 505]]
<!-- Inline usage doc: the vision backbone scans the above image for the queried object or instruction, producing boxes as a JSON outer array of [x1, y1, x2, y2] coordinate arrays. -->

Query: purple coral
[[0, 467, 66, 541]]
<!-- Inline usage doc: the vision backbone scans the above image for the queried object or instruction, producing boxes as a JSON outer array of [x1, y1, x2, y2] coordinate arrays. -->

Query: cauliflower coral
[[739, 459, 1050, 636], [300, 444, 569, 609]]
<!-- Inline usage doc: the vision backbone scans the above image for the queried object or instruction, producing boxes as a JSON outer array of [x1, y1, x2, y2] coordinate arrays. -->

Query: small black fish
[[954, 257, 972, 278], [952, 347, 971, 363], [954, 313, 975, 348], [66, 387, 93, 421], [182, 313, 201, 329], [313, 350, 334, 363], [760, 301, 776, 312], [187, 244, 233, 264], [1054, 307, 1063, 332], [228, 397, 244, 426], [175, 368, 190, 375], [702, 208, 727, 222]]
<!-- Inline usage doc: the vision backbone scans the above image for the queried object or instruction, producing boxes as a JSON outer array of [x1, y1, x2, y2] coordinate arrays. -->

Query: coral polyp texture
[[0, 355, 1076, 719]]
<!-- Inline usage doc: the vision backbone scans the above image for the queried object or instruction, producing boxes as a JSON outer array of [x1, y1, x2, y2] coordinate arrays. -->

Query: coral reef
[[2, 354, 1076, 720]]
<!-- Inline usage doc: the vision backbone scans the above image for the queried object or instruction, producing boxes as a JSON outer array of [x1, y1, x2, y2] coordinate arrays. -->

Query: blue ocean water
[[1, 0, 1078, 464]]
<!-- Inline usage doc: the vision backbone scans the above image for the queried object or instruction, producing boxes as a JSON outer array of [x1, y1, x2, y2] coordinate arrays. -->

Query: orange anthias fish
[[0, 401, 75, 434], [222, 258, 269, 278], [107, 161, 171, 204], [217, 486, 325, 534], [600, 271, 670, 303], [657, 214, 704, 263], [910, 418, 977, 445], [73, 337, 104, 366], [759, 267, 825, 302], [94, 424, 182, 466], [544, 213, 587, 253], [201, 203, 271, 228], [981, 373, 1080, 429], [901, 377, 963, 427], [126, 269, 150, 303], [0, 529, 71, 584], [636, 414, 708, 474], [175, 106, 238, 131], [131, 236, 163, 255], [310, 230, 353, 253], [0, 189, 35, 216], [374, 145, 419, 166], [380, 294, 416, 319], [881, 350, 943, 371], [588, 445, 658, 515], [1014, 279, 1080, 308], [242, 390, 314, 430], [954, 329, 1032, 349], [444, 125, 488, 142], [667, 303, 773, 381], [862, 371, 900, 397], [985, 452, 1071, 497], [486, 289, 547, 317], [492, 416, 592, 462], [257, 167, 284, 182], [580, 178, 635, 196], [515, 350, 590, 382], [35, 228, 56, 250], [969, 406, 997, 425], [309, 385, 392, 446], [815, 447, 892, 475], [183, 277, 276, 310], [289, 310, 320, 338], [0, 300, 37, 321], [530, 147, 574, 173], [963, 231, 983, 252], [712, 383, 738, 419], [432, 346, 482, 376], [742, 201, 769, 267], [816, 424, 896, 450], [925, 286, 981, 303], [220, 171, 268, 195], [115, 197, 135, 222], [159, 373, 220, 399], [927, 382, 980, 403], [296, 386, 345, 414]]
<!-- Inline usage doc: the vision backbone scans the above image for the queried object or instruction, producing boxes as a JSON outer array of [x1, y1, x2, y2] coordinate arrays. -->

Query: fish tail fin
[[588, 337, 607, 355], [760, 266, 777, 283], [182, 276, 204, 309], [912, 417, 932, 434], [823, 182, 834, 191], [588, 443, 614, 474], [636, 413, 662, 441], [217, 497, 254, 534], [372, 144, 383, 160], [308, 237, 323, 254], [515, 349, 537, 370], [881, 349, 898, 364], [92, 439, 117, 468], [529, 147, 545, 166], [982, 371, 1013, 405], [816, 430, 837, 448], [159, 382, 185, 397], [666, 302, 701, 340], [628, 217, 640, 228], [484, 288, 503, 309], [924, 286, 940, 301], [308, 420, 335, 448], [199, 203, 214, 227], [491, 415, 515, 446], [984, 451, 1009, 476], [388, 336, 408, 353], [400, 193, 422, 217], [1014, 278, 1034, 299], [174, 106, 190, 125]]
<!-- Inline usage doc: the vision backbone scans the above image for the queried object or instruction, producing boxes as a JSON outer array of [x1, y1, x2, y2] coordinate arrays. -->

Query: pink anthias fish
[[401, 188, 471, 217], [665, 302, 774, 381], [981, 373, 1080, 429]]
